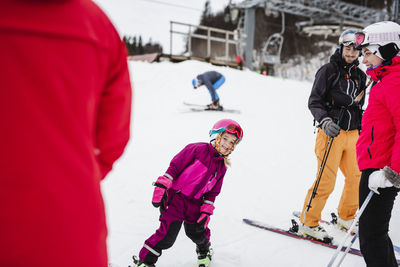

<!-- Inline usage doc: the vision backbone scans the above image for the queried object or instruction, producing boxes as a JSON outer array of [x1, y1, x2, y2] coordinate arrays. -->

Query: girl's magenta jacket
[[356, 57, 400, 173], [166, 143, 227, 203], [0, 1, 132, 266]]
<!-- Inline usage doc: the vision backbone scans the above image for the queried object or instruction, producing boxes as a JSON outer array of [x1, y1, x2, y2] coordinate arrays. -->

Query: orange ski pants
[[300, 129, 361, 227]]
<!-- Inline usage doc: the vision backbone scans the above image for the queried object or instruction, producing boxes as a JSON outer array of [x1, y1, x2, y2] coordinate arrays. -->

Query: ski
[[188, 107, 241, 114], [183, 102, 208, 108], [292, 211, 400, 253], [243, 218, 363, 257], [182, 102, 241, 114]]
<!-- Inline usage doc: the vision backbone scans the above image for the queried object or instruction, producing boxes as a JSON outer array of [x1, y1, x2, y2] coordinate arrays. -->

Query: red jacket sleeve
[[96, 39, 132, 179], [384, 81, 400, 173]]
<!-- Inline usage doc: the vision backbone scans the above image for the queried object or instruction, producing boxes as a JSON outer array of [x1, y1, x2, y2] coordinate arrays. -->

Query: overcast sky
[[93, 0, 236, 53]]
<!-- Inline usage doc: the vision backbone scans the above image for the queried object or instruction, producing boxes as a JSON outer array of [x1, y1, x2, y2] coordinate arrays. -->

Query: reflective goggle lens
[[355, 32, 366, 48], [226, 124, 243, 140]]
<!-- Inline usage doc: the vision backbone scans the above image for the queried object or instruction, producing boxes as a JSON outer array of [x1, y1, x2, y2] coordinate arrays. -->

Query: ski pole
[[302, 137, 334, 225], [302, 108, 345, 225], [327, 190, 374, 267], [336, 232, 359, 266], [303, 136, 334, 221]]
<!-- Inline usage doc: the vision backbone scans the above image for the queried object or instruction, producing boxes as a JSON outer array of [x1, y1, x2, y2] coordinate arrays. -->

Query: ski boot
[[196, 246, 213, 267], [206, 100, 223, 111], [130, 256, 155, 267], [298, 223, 333, 244], [337, 217, 358, 235]]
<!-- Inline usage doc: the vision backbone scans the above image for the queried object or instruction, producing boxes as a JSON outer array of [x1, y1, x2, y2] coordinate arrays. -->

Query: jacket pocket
[[367, 126, 374, 159], [173, 159, 208, 196]]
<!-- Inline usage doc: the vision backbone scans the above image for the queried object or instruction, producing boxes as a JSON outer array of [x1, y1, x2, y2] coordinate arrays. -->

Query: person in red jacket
[[355, 21, 400, 267], [0, 1, 132, 267]]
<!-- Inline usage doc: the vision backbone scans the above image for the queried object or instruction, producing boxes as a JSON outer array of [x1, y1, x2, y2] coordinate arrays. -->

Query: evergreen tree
[[122, 36, 134, 55], [132, 36, 137, 55], [138, 35, 144, 54], [122, 35, 162, 55], [200, 0, 211, 25]]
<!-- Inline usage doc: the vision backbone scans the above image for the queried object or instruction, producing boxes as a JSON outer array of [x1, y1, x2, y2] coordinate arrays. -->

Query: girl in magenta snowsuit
[[133, 119, 243, 267]]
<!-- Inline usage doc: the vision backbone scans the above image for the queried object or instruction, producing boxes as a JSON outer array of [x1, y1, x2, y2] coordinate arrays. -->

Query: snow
[[101, 60, 400, 266]]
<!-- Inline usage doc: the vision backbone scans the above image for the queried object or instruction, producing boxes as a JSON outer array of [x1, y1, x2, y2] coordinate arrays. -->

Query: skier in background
[[132, 119, 243, 267], [298, 29, 367, 241], [355, 21, 400, 267], [0, 1, 132, 266], [192, 70, 225, 111]]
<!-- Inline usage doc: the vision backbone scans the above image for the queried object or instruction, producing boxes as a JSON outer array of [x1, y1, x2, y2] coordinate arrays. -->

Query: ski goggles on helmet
[[225, 124, 243, 141], [355, 32, 367, 49], [209, 124, 243, 142], [355, 31, 400, 49]]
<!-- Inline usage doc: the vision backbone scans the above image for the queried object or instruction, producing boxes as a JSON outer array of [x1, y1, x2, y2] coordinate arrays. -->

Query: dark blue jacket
[[197, 71, 223, 101]]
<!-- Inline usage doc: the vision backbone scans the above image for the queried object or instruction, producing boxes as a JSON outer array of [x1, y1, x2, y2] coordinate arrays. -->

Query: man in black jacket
[[298, 29, 367, 241]]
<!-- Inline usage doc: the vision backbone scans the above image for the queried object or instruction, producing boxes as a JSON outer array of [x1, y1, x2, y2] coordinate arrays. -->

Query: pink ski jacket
[[356, 57, 400, 173], [165, 143, 227, 203]]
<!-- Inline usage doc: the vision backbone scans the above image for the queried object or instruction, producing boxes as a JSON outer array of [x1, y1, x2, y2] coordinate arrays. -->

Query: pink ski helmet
[[209, 119, 243, 144]]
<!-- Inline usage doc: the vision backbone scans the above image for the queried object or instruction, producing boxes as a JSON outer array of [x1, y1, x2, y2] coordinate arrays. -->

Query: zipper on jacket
[[343, 70, 353, 131], [165, 190, 181, 211], [209, 169, 218, 183], [367, 126, 374, 159], [346, 110, 351, 131]]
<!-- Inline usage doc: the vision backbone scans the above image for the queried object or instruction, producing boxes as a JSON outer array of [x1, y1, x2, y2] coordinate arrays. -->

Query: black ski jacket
[[308, 49, 367, 131]]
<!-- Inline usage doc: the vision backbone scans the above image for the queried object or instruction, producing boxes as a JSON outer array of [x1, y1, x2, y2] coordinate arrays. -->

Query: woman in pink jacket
[[133, 119, 243, 267], [355, 21, 400, 267]]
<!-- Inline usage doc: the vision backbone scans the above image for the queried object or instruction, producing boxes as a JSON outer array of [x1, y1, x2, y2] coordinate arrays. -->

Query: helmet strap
[[215, 134, 233, 167], [215, 133, 236, 156]]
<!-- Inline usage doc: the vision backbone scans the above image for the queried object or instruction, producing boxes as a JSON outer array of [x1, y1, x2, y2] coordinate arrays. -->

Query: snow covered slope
[[102, 60, 400, 267]]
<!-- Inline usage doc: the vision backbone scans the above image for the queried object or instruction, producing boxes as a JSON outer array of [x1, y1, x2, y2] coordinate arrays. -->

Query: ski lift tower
[[229, 0, 390, 70]]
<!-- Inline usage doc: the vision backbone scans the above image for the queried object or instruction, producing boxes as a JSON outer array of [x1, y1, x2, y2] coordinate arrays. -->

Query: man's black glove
[[320, 117, 341, 138]]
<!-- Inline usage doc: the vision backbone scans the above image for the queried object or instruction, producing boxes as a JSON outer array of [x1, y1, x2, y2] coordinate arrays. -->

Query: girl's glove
[[152, 176, 172, 208], [369, 170, 394, 194], [196, 203, 215, 230]]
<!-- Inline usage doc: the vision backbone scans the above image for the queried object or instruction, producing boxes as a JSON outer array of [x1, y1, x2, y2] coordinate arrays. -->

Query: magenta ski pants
[[139, 189, 211, 264]]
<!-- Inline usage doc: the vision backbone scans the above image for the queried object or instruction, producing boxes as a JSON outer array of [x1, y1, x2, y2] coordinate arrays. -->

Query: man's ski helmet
[[355, 21, 400, 60], [339, 29, 358, 46], [209, 119, 243, 155], [338, 29, 358, 54], [192, 78, 200, 88]]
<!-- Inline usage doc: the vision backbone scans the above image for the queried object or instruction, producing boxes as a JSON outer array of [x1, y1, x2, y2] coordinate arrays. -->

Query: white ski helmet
[[355, 21, 400, 60]]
